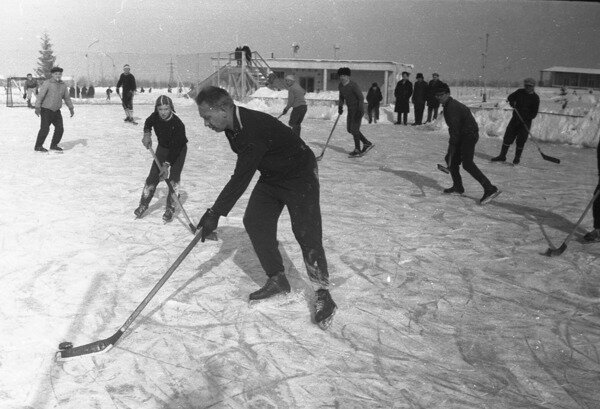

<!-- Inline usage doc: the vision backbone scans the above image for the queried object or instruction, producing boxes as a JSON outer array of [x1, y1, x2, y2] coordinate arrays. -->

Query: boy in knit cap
[[135, 95, 188, 222], [34, 66, 74, 153], [281, 74, 308, 136]]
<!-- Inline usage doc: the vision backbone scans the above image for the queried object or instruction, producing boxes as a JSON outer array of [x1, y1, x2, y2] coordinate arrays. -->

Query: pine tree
[[35, 32, 56, 79]]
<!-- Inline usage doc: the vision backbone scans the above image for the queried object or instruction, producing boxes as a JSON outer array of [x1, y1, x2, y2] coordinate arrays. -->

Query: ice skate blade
[[480, 190, 501, 205]]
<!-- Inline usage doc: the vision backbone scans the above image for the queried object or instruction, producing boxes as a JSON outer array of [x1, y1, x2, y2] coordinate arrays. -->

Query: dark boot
[[491, 144, 509, 162], [315, 289, 337, 330], [513, 147, 523, 165], [249, 272, 291, 301], [134, 185, 155, 218]]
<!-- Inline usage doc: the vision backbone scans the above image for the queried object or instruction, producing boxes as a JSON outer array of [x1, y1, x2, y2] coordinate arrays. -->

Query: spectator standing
[[366, 82, 383, 124], [411, 73, 428, 125], [394, 71, 412, 125], [426, 73, 441, 123]]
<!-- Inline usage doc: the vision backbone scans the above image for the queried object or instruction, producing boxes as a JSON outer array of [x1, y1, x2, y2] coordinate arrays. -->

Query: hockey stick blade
[[544, 243, 567, 257], [540, 151, 560, 164], [437, 163, 450, 174], [57, 330, 124, 360]]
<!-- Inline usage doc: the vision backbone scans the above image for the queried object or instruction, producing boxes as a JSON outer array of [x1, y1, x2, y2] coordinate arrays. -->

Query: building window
[[300, 77, 315, 92], [330, 73, 339, 80]]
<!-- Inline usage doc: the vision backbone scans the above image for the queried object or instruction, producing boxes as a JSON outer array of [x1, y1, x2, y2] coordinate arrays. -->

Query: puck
[[58, 341, 73, 350]]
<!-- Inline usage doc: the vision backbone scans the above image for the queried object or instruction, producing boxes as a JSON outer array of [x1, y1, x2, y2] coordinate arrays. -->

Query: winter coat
[[412, 80, 428, 105], [394, 80, 412, 113], [366, 86, 383, 105], [427, 79, 442, 107], [35, 77, 74, 112], [507, 88, 540, 122], [441, 97, 479, 146]]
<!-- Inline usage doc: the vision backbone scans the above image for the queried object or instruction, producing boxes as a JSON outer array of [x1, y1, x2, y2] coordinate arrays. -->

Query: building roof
[[263, 57, 411, 72], [541, 66, 600, 75]]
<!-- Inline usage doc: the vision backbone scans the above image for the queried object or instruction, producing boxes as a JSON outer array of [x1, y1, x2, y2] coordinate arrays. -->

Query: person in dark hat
[[411, 73, 428, 125], [194, 86, 337, 330], [34, 66, 74, 153], [338, 67, 373, 156], [116, 63, 137, 123], [134, 95, 188, 222], [366, 82, 383, 124], [434, 82, 501, 205], [426, 73, 441, 123], [491, 77, 540, 164], [394, 71, 412, 125]]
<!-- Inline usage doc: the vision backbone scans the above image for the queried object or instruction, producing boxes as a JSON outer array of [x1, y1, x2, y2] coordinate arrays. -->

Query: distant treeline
[[447, 78, 522, 88]]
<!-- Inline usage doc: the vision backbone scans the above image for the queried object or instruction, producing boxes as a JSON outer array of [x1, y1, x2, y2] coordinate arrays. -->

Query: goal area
[[4, 76, 44, 107]]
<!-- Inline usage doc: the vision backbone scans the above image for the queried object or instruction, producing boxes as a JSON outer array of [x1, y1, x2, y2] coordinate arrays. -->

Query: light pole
[[85, 39, 99, 82], [481, 33, 489, 103]]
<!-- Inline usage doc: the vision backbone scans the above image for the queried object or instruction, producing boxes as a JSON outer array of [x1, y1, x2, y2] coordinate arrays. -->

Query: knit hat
[[50, 66, 63, 73], [155, 95, 175, 113], [337, 67, 351, 76], [123, 64, 130, 69], [432, 82, 450, 95], [524, 77, 536, 86]]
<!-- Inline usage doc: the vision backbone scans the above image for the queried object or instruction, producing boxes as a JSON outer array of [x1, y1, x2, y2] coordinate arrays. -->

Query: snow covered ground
[[1, 90, 600, 408]]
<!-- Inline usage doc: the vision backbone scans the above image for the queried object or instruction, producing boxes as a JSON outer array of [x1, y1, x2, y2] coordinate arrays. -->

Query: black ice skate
[[361, 143, 374, 156], [315, 289, 337, 330], [348, 149, 362, 158], [34, 146, 48, 153], [50, 145, 63, 154], [249, 272, 291, 302], [134, 203, 148, 218], [583, 229, 600, 243], [480, 186, 501, 205], [162, 207, 174, 222]]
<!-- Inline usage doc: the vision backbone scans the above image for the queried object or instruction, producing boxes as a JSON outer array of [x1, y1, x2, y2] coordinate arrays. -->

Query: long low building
[[539, 66, 600, 90]]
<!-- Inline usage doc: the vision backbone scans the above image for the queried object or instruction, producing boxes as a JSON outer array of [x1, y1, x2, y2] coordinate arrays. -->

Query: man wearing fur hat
[[34, 66, 74, 153], [116, 64, 137, 124], [491, 78, 540, 165], [135, 95, 188, 222], [281, 74, 307, 136], [337, 67, 373, 157]]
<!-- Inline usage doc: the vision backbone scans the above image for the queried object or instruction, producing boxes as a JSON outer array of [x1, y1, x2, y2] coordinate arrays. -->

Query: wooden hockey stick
[[316, 114, 340, 161], [514, 109, 560, 164]]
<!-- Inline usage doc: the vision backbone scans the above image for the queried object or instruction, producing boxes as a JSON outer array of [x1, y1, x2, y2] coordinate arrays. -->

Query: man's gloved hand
[[159, 162, 170, 180], [142, 132, 152, 149], [338, 106, 343, 115], [197, 208, 219, 242]]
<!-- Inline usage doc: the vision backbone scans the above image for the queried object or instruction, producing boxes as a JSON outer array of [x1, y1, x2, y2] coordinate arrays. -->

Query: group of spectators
[[393, 72, 442, 125]]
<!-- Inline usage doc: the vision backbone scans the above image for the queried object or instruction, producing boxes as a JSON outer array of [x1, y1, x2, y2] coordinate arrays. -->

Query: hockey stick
[[513, 109, 560, 164], [545, 189, 600, 256], [315, 114, 341, 162], [57, 227, 204, 360], [148, 147, 196, 234]]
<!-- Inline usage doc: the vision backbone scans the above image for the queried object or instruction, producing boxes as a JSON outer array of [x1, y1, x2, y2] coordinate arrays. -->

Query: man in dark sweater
[[434, 82, 500, 205], [195, 86, 337, 329], [338, 67, 373, 157], [491, 78, 540, 164], [116, 64, 137, 123]]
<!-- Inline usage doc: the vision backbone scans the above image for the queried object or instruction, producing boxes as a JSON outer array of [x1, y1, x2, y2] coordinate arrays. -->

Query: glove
[[159, 162, 170, 180], [35, 107, 41, 117], [69, 108, 74, 117], [23, 93, 26, 99], [142, 132, 152, 149], [338, 106, 343, 115], [197, 208, 219, 242], [282, 108, 288, 115]]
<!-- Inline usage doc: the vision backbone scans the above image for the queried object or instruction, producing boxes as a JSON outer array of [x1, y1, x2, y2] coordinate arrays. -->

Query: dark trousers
[[447, 140, 492, 191], [594, 187, 600, 229], [142, 145, 187, 208], [121, 92, 134, 111], [426, 105, 439, 122], [413, 102, 425, 124], [396, 112, 408, 125], [347, 109, 370, 150], [502, 117, 530, 149], [288, 104, 307, 137], [243, 155, 329, 287], [367, 102, 380, 123], [35, 108, 64, 148]]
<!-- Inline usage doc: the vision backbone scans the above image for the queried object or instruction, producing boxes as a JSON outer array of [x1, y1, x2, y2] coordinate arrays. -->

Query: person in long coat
[[394, 71, 412, 125], [411, 73, 428, 125]]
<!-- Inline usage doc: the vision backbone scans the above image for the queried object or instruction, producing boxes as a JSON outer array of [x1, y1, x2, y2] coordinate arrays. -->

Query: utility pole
[[167, 58, 175, 89], [481, 33, 489, 103]]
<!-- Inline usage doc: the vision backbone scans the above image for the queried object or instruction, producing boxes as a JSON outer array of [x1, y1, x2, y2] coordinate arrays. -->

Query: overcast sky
[[2, 0, 599, 82]]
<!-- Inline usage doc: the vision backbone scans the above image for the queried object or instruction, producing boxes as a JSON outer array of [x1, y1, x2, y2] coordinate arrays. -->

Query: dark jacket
[[143, 112, 188, 164], [442, 97, 479, 146], [366, 86, 383, 105], [339, 81, 365, 114], [427, 79, 442, 107], [116, 73, 137, 94], [212, 106, 313, 216], [507, 88, 540, 122], [412, 80, 428, 105], [394, 80, 412, 113]]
